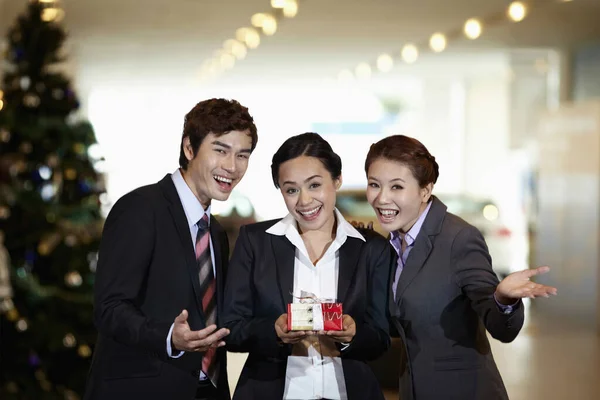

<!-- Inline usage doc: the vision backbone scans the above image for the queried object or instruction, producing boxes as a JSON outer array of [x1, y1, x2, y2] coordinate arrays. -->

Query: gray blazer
[[392, 196, 524, 400]]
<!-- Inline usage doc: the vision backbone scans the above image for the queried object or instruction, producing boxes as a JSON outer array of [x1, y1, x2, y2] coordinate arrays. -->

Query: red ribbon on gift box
[[322, 303, 343, 331]]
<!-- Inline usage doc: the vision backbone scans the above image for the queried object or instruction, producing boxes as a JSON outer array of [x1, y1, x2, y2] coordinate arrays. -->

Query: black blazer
[[392, 196, 524, 400], [84, 174, 231, 400], [222, 219, 394, 400]]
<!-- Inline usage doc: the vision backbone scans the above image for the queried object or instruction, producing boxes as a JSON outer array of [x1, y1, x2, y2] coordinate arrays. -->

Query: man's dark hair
[[179, 98, 258, 169]]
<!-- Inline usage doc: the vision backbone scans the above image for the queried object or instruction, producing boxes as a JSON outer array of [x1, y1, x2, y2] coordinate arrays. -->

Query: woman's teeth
[[379, 209, 399, 216], [298, 206, 321, 216]]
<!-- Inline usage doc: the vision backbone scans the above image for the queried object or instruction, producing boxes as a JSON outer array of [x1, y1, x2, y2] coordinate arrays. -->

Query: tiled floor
[[227, 306, 600, 399]]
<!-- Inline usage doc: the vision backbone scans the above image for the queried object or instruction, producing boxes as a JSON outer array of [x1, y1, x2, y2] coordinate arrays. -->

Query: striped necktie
[[196, 214, 218, 387]]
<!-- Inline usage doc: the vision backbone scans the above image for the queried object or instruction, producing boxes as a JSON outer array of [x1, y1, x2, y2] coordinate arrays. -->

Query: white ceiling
[[1, 0, 600, 83]]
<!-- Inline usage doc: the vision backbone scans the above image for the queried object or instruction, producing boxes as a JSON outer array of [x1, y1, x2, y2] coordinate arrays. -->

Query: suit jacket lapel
[[271, 235, 295, 308], [394, 235, 433, 304], [159, 175, 205, 323], [395, 196, 447, 305], [337, 237, 362, 303]]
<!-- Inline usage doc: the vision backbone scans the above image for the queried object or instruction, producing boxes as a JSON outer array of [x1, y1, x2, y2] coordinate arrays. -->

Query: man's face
[[182, 130, 253, 208]]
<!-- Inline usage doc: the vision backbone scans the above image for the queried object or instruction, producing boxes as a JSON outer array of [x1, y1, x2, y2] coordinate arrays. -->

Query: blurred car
[[212, 192, 257, 254], [336, 190, 521, 278]]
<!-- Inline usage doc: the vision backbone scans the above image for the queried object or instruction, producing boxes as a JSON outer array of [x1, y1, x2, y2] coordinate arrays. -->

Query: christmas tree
[[0, 1, 105, 398]]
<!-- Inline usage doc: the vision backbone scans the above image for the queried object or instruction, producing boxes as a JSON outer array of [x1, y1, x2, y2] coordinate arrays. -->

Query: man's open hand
[[172, 309, 229, 352]]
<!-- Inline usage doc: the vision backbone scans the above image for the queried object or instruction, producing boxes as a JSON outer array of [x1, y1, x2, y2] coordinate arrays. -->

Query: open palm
[[495, 266, 558, 303]]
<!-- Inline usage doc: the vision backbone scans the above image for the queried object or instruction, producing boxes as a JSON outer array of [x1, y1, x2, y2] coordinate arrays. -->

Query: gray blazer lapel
[[394, 235, 433, 304], [394, 196, 447, 305]]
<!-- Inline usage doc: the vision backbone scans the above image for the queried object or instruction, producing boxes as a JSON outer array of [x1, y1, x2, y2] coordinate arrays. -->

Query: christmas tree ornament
[[77, 344, 91, 358], [0, 231, 12, 299], [6, 308, 19, 321], [64, 168, 77, 180], [46, 153, 59, 167], [19, 142, 33, 154], [52, 88, 64, 99], [0, 297, 14, 313], [19, 76, 31, 90], [23, 93, 41, 107], [62, 333, 76, 348], [64, 235, 77, 247], [64, 271, 82, 287], [72, 143, 85, 155], [15, 318, 28, 332], [28, 352, 41, 367], [38, 165, 52, 180]]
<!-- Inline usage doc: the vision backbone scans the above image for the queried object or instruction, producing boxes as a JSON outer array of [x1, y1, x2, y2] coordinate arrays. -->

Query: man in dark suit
[[84, 98, 258, 400]]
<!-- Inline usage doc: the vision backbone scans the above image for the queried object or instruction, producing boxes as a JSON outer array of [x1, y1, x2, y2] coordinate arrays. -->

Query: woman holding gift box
[[363, 134, 557, 400], [222, 133, 394, 400]]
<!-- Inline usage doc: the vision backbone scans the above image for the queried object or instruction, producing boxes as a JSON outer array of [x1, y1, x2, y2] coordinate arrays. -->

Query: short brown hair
[[364, 135, 439, 187], [179, 98, 258, 169]]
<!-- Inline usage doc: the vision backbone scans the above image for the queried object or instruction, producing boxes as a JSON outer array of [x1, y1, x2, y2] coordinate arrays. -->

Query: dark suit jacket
[[221, 219, 394, 400], [84, 174, 231, 400], [392, 196, 524, 400]]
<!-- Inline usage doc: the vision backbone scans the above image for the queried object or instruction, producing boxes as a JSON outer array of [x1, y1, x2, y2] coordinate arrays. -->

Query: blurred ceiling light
[[199, 60, 217, 81], [224, 39, 247, 60], [508, 2, 527, 22], [0, 99, 4, 111], [337, 69, 354, 84], [261, 15, 277, 35], [483, 204, 499, 221], [251, 13, 268, 27], [283, 0, 299, 18], [464, 18, 482, 39], [429, 33, 447, 52], [236, 27, 261, 49], [376, 54, 394, 72], [401, 44, 419, 64], [220, 53, 235, 70], [271, 0, 287, 8], [41, 7, 60, 22], [355, 62, 372, 80], [245, 31, 260, 49], [209, 59, 221, 74]]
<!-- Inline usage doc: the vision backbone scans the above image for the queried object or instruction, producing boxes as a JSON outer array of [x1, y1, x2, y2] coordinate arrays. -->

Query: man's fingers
[[186, 328, 230, 350], [527, 266, 551, 277], [174, 309, 189, 324], [206, 327, 230, 342], [183, 325, 220, 343]]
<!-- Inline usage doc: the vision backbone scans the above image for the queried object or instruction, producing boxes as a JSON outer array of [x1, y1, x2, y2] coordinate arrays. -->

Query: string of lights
[[337, 0, 574, 83], [199, 0, 303, 81]]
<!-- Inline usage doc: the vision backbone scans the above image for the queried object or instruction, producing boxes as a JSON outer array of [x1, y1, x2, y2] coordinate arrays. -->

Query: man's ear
[[183, 137, 194, 161]]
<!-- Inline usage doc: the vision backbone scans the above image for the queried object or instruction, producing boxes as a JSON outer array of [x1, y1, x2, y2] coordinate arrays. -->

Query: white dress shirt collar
[[266, 208, 365, 266], [171, 168, 211, 228]]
